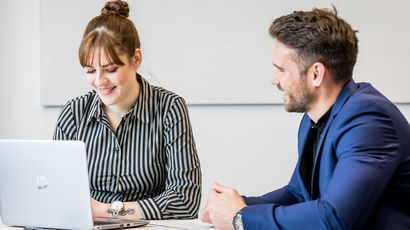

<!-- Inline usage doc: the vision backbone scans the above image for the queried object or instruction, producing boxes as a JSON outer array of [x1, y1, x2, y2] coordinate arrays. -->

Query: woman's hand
[[91, 198, 111, 218], [91, 197, 144, 220]]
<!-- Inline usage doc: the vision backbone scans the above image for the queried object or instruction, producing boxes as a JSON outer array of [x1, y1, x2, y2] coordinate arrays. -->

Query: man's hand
[[201, 182, 247, 230]]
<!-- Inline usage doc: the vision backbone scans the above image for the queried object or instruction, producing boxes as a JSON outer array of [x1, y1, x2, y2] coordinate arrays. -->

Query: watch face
[[233, 212, 243, 230], [111, 201, 123, 210]]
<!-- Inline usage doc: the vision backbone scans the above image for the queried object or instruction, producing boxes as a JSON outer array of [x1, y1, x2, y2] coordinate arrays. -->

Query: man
[[201, 7, 410, 230]]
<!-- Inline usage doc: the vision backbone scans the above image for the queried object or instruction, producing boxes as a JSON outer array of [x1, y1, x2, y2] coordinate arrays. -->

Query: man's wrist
[[232, 207, 246, 230]]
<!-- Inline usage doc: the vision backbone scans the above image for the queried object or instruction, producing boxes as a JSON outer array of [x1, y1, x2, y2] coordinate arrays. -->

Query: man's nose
[[270, 73, 279, 85]]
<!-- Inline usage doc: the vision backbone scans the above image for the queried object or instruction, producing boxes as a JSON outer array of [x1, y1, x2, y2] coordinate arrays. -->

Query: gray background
[[1, 0, 409, 215], [40, 0, 410, 106]]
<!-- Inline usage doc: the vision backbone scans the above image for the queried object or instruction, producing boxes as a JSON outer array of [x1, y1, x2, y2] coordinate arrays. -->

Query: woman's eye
[[107, 67, 118, 73], [86, 69, 95, 74]]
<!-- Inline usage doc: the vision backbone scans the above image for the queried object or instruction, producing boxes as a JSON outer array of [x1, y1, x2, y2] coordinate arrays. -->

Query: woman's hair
[[78, 0, 140, 67], [269, 6, 358, 84]]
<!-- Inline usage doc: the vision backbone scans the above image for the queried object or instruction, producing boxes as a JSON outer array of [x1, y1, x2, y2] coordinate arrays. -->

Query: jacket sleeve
[[135, 98, 202, 219], [243, 165, 304, 206], [242, 100, 402, 229]]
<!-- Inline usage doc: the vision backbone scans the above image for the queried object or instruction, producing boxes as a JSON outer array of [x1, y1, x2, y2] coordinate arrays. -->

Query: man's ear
[[132, 48, 142, 70], [310, 62, 326, 88]]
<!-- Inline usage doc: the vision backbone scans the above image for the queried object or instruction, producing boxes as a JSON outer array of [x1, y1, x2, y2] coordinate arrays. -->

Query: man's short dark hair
[[269, 6, 358, 84]]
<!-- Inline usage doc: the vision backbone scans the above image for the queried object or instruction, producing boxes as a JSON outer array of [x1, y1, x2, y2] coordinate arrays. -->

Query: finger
[[200, 210, 212, 223], [208, 187, 220, 200], [209, 212, 220, 228], [200, 201, 212, 223], [213, 182, 231, 193]]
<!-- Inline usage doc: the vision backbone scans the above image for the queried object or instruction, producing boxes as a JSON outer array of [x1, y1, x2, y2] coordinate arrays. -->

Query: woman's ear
[[132, 48, 142, 70]]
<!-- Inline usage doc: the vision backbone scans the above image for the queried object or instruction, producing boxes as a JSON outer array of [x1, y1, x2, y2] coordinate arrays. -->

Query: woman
[[53, 0, 201, 220]]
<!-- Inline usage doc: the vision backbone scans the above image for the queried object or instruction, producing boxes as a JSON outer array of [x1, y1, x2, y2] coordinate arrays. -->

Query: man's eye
[[275, 67, 284, 73], [277, 67, 284, 72]]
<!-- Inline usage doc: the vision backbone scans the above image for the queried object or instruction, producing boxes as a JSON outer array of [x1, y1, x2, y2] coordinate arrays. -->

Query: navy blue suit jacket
[[242, 80, 410, 229]]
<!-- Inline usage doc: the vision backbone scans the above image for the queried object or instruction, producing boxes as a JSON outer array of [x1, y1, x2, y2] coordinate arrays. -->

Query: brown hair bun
[[101, 0, 129, 18]]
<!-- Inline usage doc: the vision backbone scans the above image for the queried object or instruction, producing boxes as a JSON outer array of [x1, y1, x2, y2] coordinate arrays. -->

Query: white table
[[0, 217, 214, 230]]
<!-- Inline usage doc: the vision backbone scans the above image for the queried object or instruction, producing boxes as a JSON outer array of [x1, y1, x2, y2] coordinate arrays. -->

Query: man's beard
[[282, 82, 314, 113]]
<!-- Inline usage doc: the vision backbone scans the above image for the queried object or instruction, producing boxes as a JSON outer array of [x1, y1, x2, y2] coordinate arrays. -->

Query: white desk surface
[[0, 218, 214, 230]]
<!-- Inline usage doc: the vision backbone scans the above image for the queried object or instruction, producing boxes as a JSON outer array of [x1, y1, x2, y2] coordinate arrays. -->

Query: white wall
[[1, 0, 410, 213]]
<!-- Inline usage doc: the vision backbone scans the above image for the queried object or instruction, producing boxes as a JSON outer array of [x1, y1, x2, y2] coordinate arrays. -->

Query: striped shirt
[[53, 74, 201, 219]]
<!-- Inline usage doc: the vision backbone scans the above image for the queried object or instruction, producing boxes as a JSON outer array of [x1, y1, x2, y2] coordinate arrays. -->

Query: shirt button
[[115, 147, 120, 152]]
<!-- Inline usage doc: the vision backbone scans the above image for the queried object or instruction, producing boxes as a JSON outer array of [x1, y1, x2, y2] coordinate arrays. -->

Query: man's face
[[271, 40, 314, 113]]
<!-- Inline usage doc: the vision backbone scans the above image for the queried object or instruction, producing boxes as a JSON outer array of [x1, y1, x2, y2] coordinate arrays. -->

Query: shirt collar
[[309, 79, 358, 131], [310, 106, 332, 132], [132, 73, 154, 123], [86, 92, 103, 124], [86, 73, 154, 125], [330, 79, 358, 118]]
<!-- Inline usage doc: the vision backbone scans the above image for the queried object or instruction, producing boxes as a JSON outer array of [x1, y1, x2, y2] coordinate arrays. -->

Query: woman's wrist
[[119, 202, 143, 219], [99, 202, 111, 218], [91, 198, 144, 219]]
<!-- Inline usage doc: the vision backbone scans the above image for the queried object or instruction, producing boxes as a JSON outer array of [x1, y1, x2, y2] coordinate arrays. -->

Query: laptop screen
[[0, 140, 151, 229]]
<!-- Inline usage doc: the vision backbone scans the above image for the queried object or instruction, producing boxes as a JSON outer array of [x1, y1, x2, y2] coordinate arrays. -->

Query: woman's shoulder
[[63, 90, 98, 109], [140, 76, 186, 106], [58, 90, 99, 121], [149, 84, 189, 112], [151, 85, 183, 101]]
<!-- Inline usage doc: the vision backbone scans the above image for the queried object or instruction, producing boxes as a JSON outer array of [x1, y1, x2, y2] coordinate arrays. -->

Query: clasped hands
[[201, 182, 247, 230]]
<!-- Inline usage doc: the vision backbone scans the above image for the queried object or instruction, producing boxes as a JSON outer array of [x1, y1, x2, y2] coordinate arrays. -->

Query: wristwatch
[[232, 207, 245, 230], [109, 201, 124, 219]]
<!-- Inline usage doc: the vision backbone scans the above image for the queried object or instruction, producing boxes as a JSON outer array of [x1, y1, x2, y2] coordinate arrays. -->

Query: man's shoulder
[[331, 81, 408, 134], [343, 82, 395, 114]]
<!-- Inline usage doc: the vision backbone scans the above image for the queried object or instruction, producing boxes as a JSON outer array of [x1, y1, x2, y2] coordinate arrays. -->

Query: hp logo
[[35, 176, 48, 190]]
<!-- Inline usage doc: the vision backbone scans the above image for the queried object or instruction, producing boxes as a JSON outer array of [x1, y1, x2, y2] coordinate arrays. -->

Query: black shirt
[[300, 107, 332, 198]]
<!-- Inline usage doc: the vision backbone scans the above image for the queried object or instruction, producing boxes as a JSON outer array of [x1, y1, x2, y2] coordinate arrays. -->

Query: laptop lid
[[0, 139, 148, 230]]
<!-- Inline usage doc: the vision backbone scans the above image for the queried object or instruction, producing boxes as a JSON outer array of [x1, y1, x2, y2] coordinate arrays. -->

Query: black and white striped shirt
[[53, 74, 201, 219]]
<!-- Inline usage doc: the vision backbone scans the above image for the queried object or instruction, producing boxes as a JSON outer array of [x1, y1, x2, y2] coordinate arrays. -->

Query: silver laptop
[[0, 139, 149, 229]]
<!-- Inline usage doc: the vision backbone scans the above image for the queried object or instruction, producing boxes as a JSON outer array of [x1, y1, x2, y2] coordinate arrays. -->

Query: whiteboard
[[40, 0, 410, 106]]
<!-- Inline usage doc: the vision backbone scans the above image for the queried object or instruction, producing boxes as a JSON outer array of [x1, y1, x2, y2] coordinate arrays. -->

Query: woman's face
[[84, 48, 141, 108]]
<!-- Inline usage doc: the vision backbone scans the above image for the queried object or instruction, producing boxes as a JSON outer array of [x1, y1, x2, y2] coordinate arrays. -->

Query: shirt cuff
[[135, 198, 162, 219]]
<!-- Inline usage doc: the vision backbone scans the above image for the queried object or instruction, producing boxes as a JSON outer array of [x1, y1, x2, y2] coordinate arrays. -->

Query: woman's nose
[[94, 71, 107, 86]]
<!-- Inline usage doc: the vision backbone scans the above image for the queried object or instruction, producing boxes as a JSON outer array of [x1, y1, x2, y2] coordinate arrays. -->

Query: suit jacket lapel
[[310, 79, 359, 198], [297, 114, 313, 200]]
